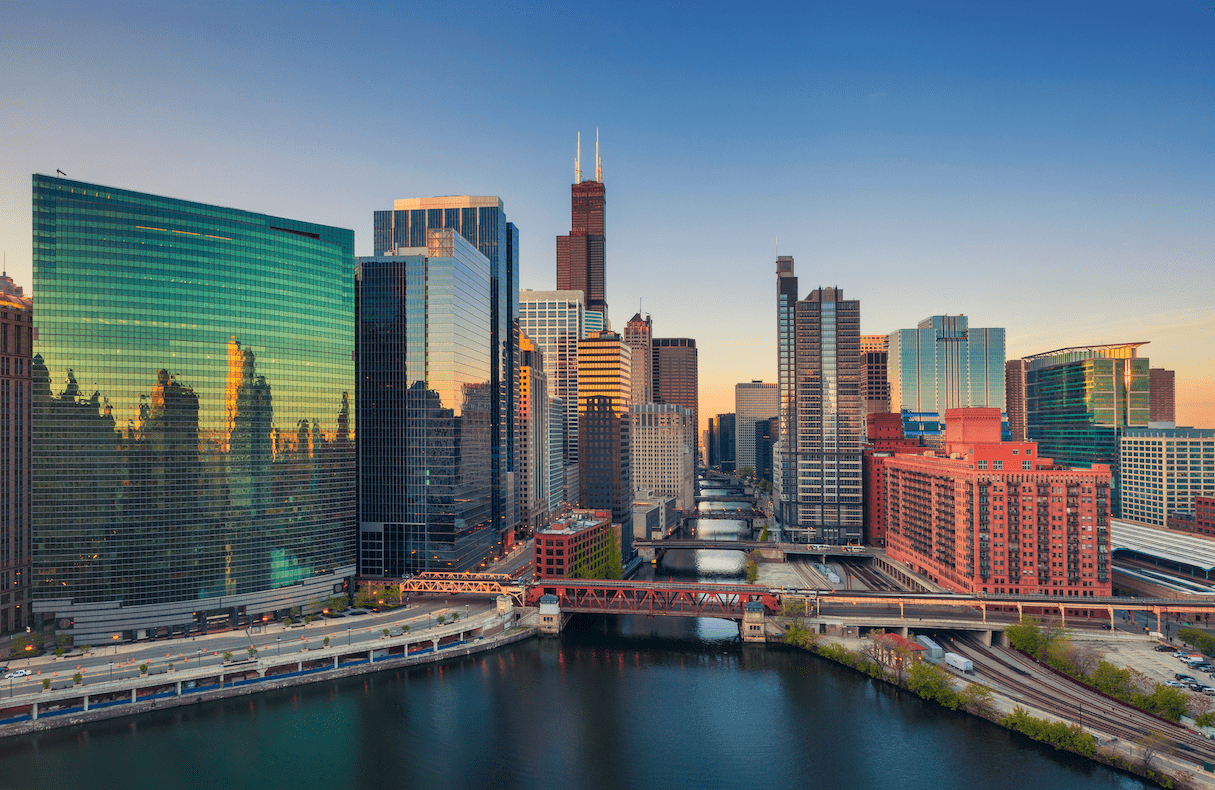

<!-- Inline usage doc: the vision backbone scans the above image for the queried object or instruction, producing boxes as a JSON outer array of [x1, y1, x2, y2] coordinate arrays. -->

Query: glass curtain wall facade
[[31, 175, 356, 642], [887, 315, 1006, 443], [0, 276, 32, 634], [734, 382, 778, 474], [373, 197, 517, 544], [794, 288, 862, 544], [357, 230, 494, 576], [1025, 343, 1150, 516]]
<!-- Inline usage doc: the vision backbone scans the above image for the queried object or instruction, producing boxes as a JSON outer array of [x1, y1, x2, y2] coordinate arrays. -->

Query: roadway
[[1, 598, 495, 699]]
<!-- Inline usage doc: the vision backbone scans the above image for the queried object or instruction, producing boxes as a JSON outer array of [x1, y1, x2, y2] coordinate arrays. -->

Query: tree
[[745, 552, 760, 584], [739, 466, 755, 479], [437, 615, 446, 625], [139, 663, 148, 674], [72, 672, 82, 685], [961, 684, 996, 717], [323, 636, 330, 647], [223, 651, 233, 661], [759, 524, 770, 542], [1135, 732, 1172, 773], [605, 527, 623, 580], [247, 647, 258, 658], [906, 662, 960, 709], [1005, 617, 1066, 661]]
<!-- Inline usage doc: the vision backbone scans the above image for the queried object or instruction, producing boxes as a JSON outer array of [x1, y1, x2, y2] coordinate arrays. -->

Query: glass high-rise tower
[[887, 315, 1006, 443], [373, 196, 518, 544], [357, 230, 495, 575], [31, 175, 356, 643]]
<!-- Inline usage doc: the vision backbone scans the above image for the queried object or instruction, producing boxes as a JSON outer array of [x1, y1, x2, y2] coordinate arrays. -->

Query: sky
[[2, 1, 1212, 435]]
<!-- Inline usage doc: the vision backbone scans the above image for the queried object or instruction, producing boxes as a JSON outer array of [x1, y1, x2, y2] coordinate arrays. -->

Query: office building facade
[[887, 315, 1005, 443], [1006, 358, 1028, 442], [0, 275, 31, 634], [373, 195, 518, 543], [534, 509, 614, 580], [557, 133, 608, 322], [518, 332, 550, 534], [549, 397, 567, 514], [652, 337, 698, 435], [623, 313, 653, 407], [794, 288, 863, 544], [754, 416, 779, 484], [1025, 343, 1150, 516], [883, 408, 1112, 597], [860, 334, 890, 441], [1119, 426, 1215, 527], [1150, 368, 1176, 423], [735, 381, 779, 475], [862, 412, 921, 547], [357, 230, 496, 576], [578, 332, 632, 560], [520, 290, 586, 505], [775, 256, 798, 529], [32, 175, 356, 642], [630, 403, 695, 510]]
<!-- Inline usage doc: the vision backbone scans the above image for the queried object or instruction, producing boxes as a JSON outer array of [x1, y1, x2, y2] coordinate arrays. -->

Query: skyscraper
[[860, 334, 890, 440], [520, 290, 586, 504], [518, 332, 550, 534], [578, 331, 632, 562], [623, 312, 653, 406], [557, 132, 608, 322], [373, 195, 518, 543], [630, 403, 695, 510], [734, 381, 778, 474], [1025, 342, 1150, 516], [1120, 425, 1215, 526], [887, 315, 1006, 443], [794, 287, 862, 544], [0, 274, 31, 633], [1150, 368, 1176, 423], [1006, 358, 1028, 442], [357, 229, 497, 575], [775, 255, 798, 529], [709, 413, 736, 472], [32, 175, 355, 643], [652, 337, 698, 435]]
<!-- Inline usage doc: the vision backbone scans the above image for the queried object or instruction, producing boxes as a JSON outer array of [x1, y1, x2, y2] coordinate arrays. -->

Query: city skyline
[[1, 2, 1211, 438]]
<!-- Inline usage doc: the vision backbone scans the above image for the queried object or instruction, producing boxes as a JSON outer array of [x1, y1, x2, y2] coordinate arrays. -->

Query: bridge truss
[[398, 572, 526, 605], [527, 581, 779, 619]]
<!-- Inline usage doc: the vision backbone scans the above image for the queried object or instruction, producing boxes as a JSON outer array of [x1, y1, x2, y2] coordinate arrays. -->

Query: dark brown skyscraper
[[652, 337, 698, 437], [557, 131, 608, 322], [1006, 358, 1028, 441], [1150, 368, 1176, 423]]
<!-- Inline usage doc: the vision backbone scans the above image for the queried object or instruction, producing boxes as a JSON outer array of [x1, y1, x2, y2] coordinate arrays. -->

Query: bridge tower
[[741, 601, 766, 643]]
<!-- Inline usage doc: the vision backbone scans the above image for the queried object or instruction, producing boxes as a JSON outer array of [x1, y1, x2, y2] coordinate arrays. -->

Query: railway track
[[950, 634, 1215, 761], [839, 560, 901, 592]]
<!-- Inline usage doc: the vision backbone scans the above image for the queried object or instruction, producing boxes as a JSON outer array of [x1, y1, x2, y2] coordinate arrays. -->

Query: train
[[944, 652, 974, 673]]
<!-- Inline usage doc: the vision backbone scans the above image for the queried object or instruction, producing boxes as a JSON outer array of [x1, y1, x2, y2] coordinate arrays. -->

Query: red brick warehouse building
[[880, 408, 1111, 598], [534, 509, 616, 580]]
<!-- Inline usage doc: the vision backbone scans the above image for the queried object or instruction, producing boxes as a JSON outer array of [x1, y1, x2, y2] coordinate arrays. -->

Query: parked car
[[1155, 645, 1176, 652], [1174, 651, 1191, 658], [1196, 663, 1214, 672], [1166, 680, 1186, 687], [3, 669, 32, 679], [1176, 673, 1196, 681]]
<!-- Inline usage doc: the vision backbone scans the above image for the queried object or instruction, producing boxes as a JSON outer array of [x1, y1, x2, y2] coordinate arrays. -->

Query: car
[[1166, 680, 1186, 687], [1197, 664, 1214, 672], [1155, 645, 1175, 652], [3, 669, 31, 680], [1174, 651, 1191, 658], [1177, 673, 1196, 681]]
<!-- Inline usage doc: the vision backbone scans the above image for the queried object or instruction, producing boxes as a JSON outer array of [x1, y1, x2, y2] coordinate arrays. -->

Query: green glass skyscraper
[[32, 175, 356, 643], [1025, 342, 1150, 516]]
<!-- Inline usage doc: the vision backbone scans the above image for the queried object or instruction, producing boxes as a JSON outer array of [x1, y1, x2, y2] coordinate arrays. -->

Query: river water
[[0, 486, 1148, 789]]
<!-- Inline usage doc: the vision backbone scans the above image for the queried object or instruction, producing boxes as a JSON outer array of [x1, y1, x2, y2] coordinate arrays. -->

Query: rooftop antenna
[[575, 132, 582, 183], [595, 128, 602, 182], [56, 169, 66, 177]]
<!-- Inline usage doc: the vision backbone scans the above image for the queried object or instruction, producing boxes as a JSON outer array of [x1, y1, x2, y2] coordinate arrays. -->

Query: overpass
[[633, 539, 874, 562]]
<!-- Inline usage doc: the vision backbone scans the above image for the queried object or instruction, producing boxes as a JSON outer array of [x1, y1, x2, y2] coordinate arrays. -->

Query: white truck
[[944, 652, 973, 673]]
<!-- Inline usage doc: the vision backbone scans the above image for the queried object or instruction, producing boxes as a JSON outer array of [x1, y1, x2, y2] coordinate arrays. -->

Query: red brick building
[[1197, 496, 1215, 538], [863, 413, 920, 547], [882, 408, 1111, 597], [534, 509, 615, 580]]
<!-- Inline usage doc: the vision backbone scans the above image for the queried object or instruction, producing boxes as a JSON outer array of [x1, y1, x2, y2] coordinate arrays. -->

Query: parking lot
[[1080, 635, 1215, 694]]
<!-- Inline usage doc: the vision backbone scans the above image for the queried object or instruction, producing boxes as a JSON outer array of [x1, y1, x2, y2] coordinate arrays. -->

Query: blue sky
[[2, 1, 1212, 429]]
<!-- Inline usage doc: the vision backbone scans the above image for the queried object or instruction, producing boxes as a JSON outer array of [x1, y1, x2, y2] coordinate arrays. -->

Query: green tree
[[759, 524, 770, 542], [605, 528, 623, 580], [437, 615, 446, 625], [323, 636, 330, 647], [1005, 616, 1066, 660], [961, 683, 996, 717], [247, 647, 258, 658], [739, 466, 755, 479], [1178, 627, 1215, 656], [744, 552, 760, 584], [139, 663, 148, 674], [222, 651, 233, 661], [906, 662, 961, 709], [72, 672, 82, 685]]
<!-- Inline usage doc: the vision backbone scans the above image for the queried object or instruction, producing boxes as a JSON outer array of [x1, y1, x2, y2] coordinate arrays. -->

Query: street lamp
[[276, 637, 282, 656], [109, 661, 114, 683], [347, 626, 352, 646]]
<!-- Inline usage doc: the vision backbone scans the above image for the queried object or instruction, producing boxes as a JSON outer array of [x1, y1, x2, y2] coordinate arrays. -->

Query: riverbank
[[0, 614, 538, 739], [771, 620, 1211, 790]]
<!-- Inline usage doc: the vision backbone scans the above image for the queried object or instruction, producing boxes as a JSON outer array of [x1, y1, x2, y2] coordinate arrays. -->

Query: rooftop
[[1112, 519, 1215, 575]]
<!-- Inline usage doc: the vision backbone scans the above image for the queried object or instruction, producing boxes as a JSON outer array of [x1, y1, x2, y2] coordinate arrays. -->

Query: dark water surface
[[0, 616, 1147, 790], [0, 491, 1147, 789]]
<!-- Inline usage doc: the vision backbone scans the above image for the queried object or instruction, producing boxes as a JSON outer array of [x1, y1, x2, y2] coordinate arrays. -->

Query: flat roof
[[1112, 519, 1215, 574]]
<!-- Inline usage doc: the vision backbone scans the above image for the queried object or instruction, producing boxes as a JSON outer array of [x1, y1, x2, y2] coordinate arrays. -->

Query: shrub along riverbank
[[782, 621, 1190, 789]]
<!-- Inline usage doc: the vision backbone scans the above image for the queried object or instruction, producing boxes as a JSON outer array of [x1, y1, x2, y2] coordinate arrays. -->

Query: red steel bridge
[[526, 579, 779, 619]]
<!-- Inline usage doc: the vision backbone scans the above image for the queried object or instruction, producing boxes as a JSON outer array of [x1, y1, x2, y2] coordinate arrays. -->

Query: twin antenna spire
[[574, 129, 603, 183]]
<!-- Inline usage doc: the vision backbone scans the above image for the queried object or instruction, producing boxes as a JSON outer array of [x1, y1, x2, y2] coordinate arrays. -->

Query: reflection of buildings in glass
[[358, 230, 496, 575], [0, 275, 32, 633], [32, 175, 355, 643]]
